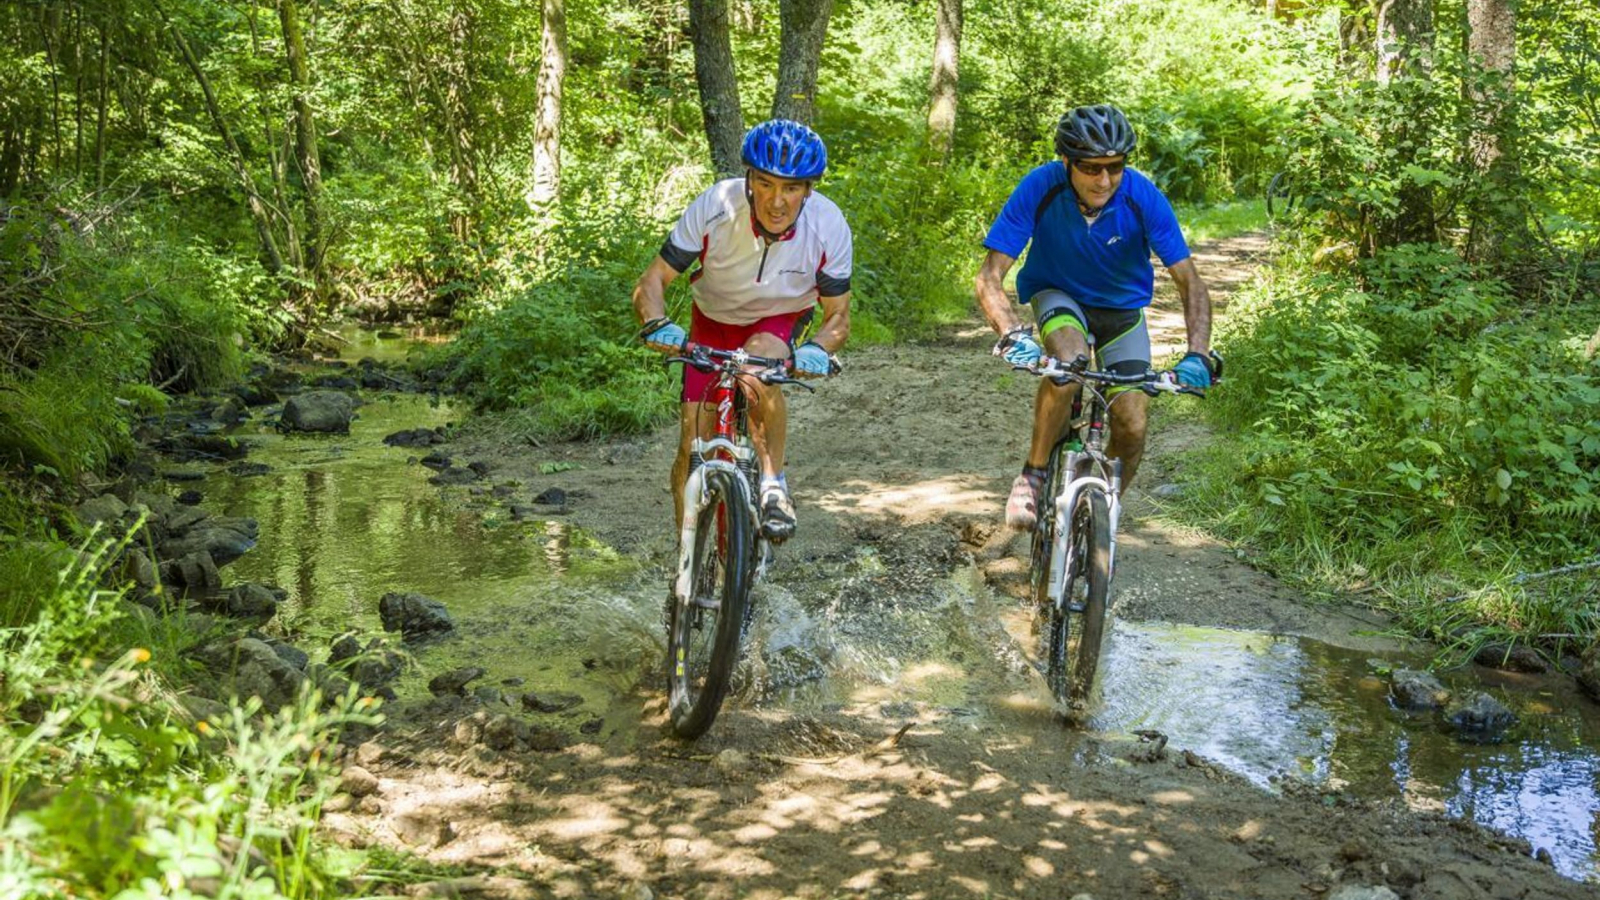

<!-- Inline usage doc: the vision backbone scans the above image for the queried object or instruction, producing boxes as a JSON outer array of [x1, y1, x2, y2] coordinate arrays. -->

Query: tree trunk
[[166, 18, 286, 278], [1465, 0, 1519, 263], [926, 0, 961, 161], [1374, 0, 1435, 246], [772, 0, 833, 125], [94, 22, 108, 189], [279, 0, 326, 299], [529, 0, 566, 207], [689, 0, 744, 178]]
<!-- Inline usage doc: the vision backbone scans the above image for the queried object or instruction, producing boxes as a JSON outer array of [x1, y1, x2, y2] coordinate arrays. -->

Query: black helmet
[[1054, 105, 1137, 159]]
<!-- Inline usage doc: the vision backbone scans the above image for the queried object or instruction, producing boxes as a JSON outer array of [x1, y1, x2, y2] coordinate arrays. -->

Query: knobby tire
[[1028, 442, 1069, 619], [668, 468, 754, 738], [1045, 489, 1112, 712]]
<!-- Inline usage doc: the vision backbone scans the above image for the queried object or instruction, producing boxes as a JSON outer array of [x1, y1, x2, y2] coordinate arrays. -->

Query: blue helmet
[[741, 119, 828, 181]]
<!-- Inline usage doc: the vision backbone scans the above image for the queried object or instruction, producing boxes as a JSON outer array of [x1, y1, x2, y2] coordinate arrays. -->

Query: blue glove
[[995, 328, 1043, 367], [1174, 351, 1213, 388], [639, 317, 686, 353], [794, 341, 832, 377]]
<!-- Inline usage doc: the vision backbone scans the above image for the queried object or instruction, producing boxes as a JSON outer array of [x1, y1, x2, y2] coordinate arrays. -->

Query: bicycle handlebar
[[1019, 355, 1212, 397], [666, 342, 830, 390]]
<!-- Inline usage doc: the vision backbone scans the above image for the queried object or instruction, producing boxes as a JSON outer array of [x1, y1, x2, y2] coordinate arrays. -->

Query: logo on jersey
[[1106, 235, 1123, 246]]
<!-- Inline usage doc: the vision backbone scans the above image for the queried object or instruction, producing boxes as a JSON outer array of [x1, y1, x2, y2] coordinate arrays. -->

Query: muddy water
[[198, 392, 649, 715], [197, 386, 1599, 883]]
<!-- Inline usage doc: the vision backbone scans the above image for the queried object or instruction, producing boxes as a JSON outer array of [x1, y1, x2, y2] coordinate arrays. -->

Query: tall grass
[[0, 530, 380, 898]]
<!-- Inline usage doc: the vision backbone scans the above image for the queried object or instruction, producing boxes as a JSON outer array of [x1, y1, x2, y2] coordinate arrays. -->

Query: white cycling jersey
[[661, 178, 853, 326]]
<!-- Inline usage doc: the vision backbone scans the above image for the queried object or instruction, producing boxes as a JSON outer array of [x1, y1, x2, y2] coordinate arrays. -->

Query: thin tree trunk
[[279, 0, 325, 296], [39, 8, 63, 172], [1374, 0, 1435, 246], [926, 0, 961, 161], [529, 0, 566, 207], [166, 17, 286, 277], [95, 22, 108, 189], [772, 0, 833, 125], [1465, 0, 1519, 263], [689, 0, 744, 178]]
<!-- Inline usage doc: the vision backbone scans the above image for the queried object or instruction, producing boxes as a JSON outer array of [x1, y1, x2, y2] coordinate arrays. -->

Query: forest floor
[[323, 235, 1593, 899]]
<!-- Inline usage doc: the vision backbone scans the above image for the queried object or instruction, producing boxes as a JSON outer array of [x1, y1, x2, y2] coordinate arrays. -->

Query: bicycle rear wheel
[[667, 468, 754, 738], [1044, 488, 1112, 711]]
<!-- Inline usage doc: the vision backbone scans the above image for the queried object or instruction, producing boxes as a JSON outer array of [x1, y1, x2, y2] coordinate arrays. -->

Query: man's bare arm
[[632, 256, 682, 326], [974, 249, 1027, 336], [1167, 257, 1212, 353], [810, 292, 851, 354]]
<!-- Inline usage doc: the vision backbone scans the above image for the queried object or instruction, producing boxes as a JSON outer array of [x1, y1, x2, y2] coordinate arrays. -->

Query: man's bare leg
[[1106, 390, 1150, 488]]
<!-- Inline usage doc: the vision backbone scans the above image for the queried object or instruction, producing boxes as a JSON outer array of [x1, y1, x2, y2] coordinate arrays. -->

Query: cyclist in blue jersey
[[973, 104, 1216, 530]]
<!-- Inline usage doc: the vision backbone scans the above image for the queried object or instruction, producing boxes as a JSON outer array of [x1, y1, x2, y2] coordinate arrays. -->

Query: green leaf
[[1495, 468, 1513, 490]]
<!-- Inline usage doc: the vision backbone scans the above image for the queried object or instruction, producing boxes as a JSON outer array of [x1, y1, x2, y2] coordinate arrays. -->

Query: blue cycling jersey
[[983, 162, 1191, 311]]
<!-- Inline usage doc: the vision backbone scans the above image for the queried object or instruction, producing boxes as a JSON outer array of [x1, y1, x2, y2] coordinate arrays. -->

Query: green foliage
[[0, 204, 252, 477], [0, 532, 380, 898], [1179, 236, 1600, 641]]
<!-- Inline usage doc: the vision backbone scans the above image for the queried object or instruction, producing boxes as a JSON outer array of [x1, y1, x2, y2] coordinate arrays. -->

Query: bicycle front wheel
[[1028, 445, 1068, 620], [667, 468, 755, 738], [1045, 488, 1112, 711]]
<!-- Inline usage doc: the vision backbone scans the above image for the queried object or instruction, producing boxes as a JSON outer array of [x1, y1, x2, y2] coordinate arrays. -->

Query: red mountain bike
[[664, 343, 824, 738]]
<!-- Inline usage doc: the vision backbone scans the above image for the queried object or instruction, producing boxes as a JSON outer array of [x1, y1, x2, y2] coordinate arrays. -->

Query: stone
[[579, 717, 603, 735], [176, 490, 204, 505], [1389, 669, 1450, 711], [520, 691, 583, 713], [482, 715, 521, 751], [713, 749, 749, 777], [279, 391, 358, 434], [159, 550, 222, 597], [419, 451, 452, 471], [428, 467, 479, 486], [379, 592, 454, 640], [155, 433, 249, 462], [383, 428, 446, 448], [1474, 642, 1547, 673], [355, 741, 384, 766], [467, 461, 492, 477], [159, 517, 259, 566], [533, 487, 567, 506], [74, 494, 128, 529], [1578, 643, 1600, 701], [428, 666, 487, 696], [212, 583, 284, 621], [1151, 483, 1185, 499], [1327, 887, 1400, 900], [264, 638, 309, 671], [1444, 691, 1517, 742], [507, 505, 538, 522], [194, 638, 308, 712], [391, 812, 453, 849], [339, 765, 380, 798], [233, 379, 281, 407]]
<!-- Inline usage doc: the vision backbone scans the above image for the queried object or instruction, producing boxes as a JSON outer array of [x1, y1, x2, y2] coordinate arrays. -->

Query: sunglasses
[[1071, 158, 1127, 177]]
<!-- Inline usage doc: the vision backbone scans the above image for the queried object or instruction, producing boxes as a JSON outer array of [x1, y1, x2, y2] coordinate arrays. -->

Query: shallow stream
[[190, 365, 1600, 883]]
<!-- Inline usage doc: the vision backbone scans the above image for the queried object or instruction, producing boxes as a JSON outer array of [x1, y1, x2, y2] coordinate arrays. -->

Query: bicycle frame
[[672, 350, 766, 604], [1045, 387, 1125, 609]]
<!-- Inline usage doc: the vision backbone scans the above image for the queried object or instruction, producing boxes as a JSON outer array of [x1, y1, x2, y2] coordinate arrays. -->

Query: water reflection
[[1093, 621, 1600, 881]]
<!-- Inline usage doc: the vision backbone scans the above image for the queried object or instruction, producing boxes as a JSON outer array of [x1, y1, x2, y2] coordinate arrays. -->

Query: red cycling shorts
[[681, 305, 810, 403]]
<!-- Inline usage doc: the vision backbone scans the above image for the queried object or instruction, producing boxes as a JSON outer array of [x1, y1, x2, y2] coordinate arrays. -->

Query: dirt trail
[[325, 235, 1592, 899]]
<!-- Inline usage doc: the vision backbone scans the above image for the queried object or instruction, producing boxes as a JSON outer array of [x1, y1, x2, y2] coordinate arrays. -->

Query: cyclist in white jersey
[[633, 119, 854, 543]]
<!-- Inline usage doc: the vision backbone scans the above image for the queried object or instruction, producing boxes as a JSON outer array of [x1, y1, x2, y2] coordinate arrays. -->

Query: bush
[[1182, 238, 1600, 640]]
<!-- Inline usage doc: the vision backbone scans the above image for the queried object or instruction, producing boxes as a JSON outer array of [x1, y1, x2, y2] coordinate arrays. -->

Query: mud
[[326, 234, 1597, 898]]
